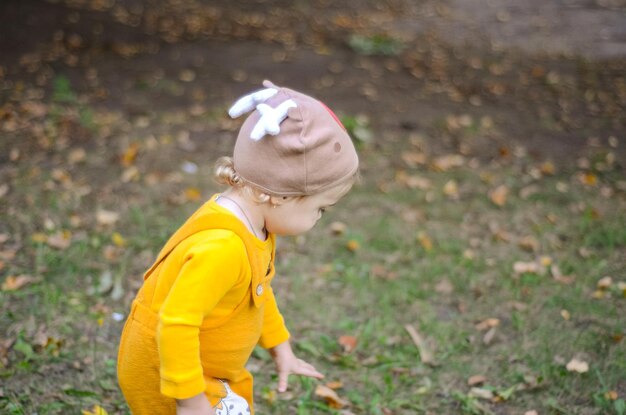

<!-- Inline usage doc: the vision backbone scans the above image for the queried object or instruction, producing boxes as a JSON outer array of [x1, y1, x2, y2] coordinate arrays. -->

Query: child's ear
[[269, 195, 295, 207]]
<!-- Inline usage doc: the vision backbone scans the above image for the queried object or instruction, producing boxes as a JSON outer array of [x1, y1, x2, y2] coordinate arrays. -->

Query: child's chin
[[273, 227, 310, 236]]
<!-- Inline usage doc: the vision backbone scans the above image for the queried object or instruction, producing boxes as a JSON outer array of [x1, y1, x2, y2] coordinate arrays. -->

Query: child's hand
[[270, 340, 324, 392], [176, 392, 215, 415]]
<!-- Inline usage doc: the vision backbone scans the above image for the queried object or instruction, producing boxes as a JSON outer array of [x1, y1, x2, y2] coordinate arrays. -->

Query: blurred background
[[1, 0, 625, 414]]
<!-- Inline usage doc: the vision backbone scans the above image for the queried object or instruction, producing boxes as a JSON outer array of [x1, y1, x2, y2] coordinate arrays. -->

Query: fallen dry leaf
[[518, 236, 539, 252], [475, 318, 500, 331], [489, 184, 509, 207], [540, 161, 556, 175], [443, 180, 459, 199], [483, 327, 497, 345], [68, 148, 87, 164], [401, 151, 427, 167], [417, 232, 433, 251], [82, 404, 109, 415], [120, 143, 139, 167], [47, 231, 72, 250], [31, 232, 47, 243], [469, 387, 494, 400], [2, 275, 40, 291], [338, 335, 358, 353], [96, 210, 119, 226], [184, 187, 201, 201], [325, 381, 343, 390], [550, 265, 575, 284], [597, 276, 613, 289], [578, 172, 597, 186], [566, 358, 589, 373], [540, 256, 553, 267], [432, 154, 464, 171], [345, 240, 360, 252], [404, 324, 434, 364], [315, 384, 349, 409], [513, 261, 542, 275], [467, 375, 487, 386], [524, 411, 539, 415], [121, 166, 140, 182], [112, 232, 127, 248], [405, 175, 432, 190], [329, 221, 347, 235]]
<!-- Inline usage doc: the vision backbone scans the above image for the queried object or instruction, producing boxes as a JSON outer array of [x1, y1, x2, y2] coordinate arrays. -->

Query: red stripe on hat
[[320, 101, 346, 131]]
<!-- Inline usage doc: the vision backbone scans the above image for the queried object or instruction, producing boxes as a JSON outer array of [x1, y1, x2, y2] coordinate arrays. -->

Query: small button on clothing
[[256, 284, 264, 296]]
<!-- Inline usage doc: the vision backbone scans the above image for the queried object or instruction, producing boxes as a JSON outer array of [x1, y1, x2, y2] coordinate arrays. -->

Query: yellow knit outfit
[[117, 194, 290, 414]]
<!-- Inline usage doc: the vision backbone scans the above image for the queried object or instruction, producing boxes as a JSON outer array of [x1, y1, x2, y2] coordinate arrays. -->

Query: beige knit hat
[[229, 80, 359, 196]]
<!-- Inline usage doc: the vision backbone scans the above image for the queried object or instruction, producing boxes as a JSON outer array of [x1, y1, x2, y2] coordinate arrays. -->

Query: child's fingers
[[295, 359, 325, 379], [277, 370, 289, 393]]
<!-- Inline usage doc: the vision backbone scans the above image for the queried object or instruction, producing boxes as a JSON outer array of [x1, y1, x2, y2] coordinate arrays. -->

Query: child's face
[[265, 182, 352, 236]]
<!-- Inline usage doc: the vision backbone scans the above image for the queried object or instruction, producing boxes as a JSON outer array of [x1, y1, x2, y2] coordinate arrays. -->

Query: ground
[[0, 0, 625, 414]]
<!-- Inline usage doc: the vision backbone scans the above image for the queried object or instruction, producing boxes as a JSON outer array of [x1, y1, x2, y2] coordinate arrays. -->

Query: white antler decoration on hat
[[228, 87, 297, 141]]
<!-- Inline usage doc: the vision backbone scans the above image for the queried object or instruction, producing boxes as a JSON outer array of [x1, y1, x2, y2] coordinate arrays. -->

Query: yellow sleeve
[[258, 285, 290, 349], [157, 232, 246, 399]]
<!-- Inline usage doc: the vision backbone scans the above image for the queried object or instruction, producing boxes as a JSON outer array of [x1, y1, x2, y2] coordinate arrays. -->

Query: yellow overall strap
[[142, 201, 271, 308]]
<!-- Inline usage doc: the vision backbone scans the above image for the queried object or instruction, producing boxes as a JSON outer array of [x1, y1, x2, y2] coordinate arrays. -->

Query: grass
[[1, 64, 625, 415], [3, 135, 625, 414]]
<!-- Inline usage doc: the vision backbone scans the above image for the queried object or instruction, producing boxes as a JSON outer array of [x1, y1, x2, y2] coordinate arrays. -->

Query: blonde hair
[[214, 156, 358, 204], [214, 157, 271, 204]]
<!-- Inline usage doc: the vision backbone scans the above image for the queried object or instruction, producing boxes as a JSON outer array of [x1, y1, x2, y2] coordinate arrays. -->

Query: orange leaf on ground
[[475, 318, 500, 331], [489, 184, 509, 207], [338, 335, 358, 353], [346, 240, 360, 252], [120, 143, 139, 167], [325, 381, 343, 390], [315, 384, 349, 409], [540, 161, 556, 175], [184, 187, 201, 201], [2, 275, 40, 291], [579, 172, 597, 186]]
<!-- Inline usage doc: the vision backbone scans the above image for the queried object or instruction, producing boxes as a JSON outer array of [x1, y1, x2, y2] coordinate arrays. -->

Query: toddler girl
[[117, 80, 359, 414]]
